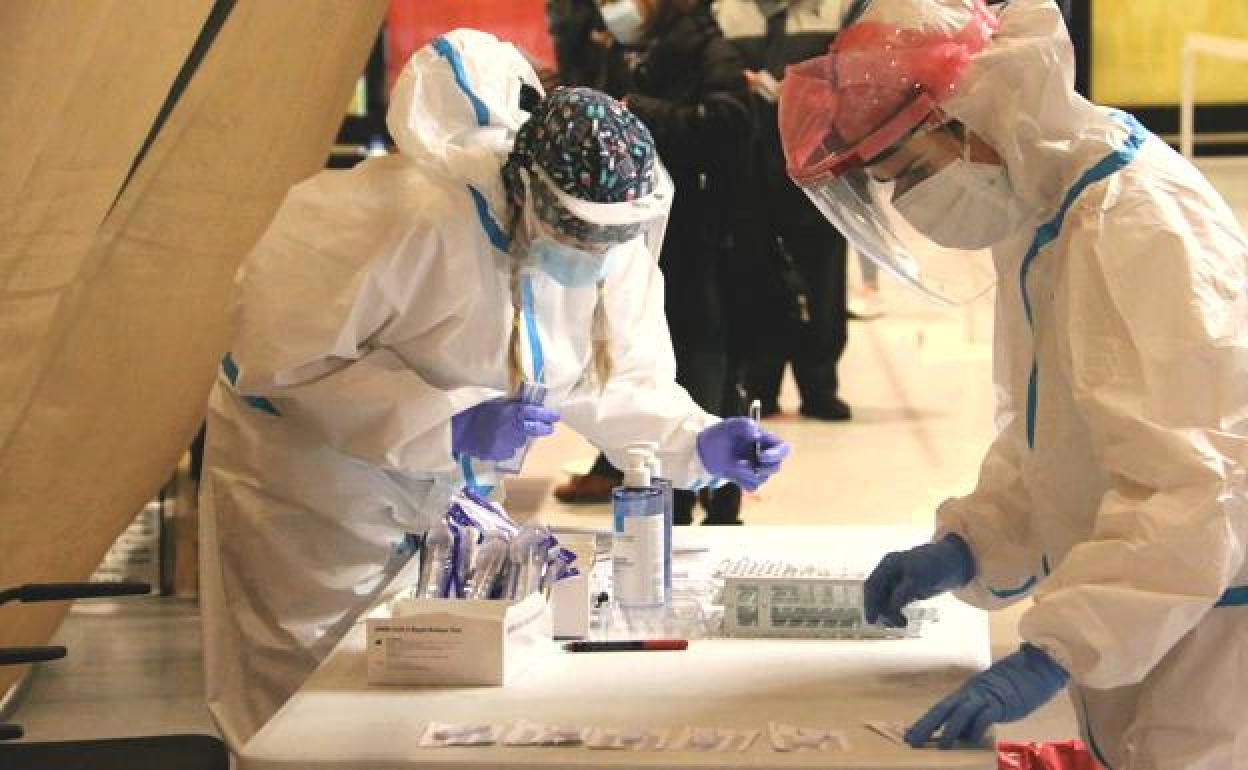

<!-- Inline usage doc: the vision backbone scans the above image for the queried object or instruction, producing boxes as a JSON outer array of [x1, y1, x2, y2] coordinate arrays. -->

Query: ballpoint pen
[[563, 639, 688, 652]]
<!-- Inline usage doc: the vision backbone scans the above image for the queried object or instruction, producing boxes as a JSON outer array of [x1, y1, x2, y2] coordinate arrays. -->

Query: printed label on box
[[366, 592, 551, 686]]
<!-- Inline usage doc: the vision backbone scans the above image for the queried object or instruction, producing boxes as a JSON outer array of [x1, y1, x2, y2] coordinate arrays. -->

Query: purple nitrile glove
[[906, 643, 1069, 749], [451, 398, 560, 461], [695, 417, 790, 491], [864, 533, 975, 628]]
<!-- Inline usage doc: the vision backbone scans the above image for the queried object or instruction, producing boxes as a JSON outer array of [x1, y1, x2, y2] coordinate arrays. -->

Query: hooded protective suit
[[931, 6, 1248, 768], [784, 2, 1248, 767], [198, 29, 716, 750]]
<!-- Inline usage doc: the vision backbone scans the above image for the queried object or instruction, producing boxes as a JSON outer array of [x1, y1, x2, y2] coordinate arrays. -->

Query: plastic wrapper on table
[[998, 741, 1099, 770]]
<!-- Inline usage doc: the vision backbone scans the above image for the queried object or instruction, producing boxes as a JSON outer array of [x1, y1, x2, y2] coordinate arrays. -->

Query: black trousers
[[744, 219, 848, 410]]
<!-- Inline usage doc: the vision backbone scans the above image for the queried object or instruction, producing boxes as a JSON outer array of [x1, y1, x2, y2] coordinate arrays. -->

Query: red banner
[[386, 0, 555, 90]]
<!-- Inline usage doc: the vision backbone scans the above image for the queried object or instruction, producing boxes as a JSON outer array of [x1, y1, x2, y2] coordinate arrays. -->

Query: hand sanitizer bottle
[[629, 442, 673, 606], [612, 449, 665, 609]]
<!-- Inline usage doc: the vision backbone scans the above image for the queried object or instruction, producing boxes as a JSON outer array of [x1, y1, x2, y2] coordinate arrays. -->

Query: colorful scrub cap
[[502, 87, 658, 244]]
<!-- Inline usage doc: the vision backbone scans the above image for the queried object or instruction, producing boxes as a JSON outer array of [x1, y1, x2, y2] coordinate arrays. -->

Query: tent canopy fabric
[[0, 0, 388, 698]]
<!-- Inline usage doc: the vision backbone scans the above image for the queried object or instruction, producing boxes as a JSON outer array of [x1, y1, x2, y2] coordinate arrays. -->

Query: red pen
[[562, 639, 688, 652]]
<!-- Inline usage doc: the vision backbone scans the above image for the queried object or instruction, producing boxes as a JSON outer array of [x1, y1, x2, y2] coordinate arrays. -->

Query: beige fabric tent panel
[[0, 0, 388, 698]]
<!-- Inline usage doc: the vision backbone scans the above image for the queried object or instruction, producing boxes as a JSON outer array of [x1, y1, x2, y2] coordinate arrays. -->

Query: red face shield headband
[[779, 0, 996, 185]]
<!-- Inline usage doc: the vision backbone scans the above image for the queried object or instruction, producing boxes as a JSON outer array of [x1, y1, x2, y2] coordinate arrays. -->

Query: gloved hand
[[695, 417, 790, 491], [451, 398, 560, 461], [906, 643, 1069, 749], [864, 534, 975, 628]]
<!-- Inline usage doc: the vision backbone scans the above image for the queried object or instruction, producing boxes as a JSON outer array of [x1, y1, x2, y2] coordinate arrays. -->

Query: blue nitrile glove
[[695, 417, 791, 491], [864, 534, 975, 628], [906, 643, 1069, 749], [450, 398, 560, 461]]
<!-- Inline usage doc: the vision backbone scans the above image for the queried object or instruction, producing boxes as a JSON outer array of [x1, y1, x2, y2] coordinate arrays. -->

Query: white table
[[241, 526, 994, 769]]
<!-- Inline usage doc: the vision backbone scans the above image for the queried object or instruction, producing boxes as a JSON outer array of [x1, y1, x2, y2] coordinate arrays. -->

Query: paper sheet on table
[[865, 720, 995, 749]]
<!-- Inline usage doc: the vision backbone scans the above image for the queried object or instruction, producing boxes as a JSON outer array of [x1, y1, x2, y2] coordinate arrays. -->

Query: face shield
[[778, 0, 1011, 304], [520, 161, 674, 287]]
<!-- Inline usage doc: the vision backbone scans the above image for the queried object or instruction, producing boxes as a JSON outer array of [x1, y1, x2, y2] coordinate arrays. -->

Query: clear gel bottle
[[612, 449, 665, 609], [630, 442, 673, 606]]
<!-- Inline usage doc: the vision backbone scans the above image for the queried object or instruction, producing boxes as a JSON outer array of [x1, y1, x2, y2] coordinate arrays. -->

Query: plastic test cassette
[[716, 558, 939, 639]]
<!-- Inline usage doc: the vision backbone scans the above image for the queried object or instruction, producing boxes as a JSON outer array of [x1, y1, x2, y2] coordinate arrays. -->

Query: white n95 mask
[[600, 0, 646, 45], [893, 160, 1028, 250], [531, 237, 624, 288]]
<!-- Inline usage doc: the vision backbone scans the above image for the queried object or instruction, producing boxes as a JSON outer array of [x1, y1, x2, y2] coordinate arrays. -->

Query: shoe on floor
[[799, 398, 852, 421], [701, 518, 744, 526], [553, 472, 617, 504], [848, 289, 885, 320]]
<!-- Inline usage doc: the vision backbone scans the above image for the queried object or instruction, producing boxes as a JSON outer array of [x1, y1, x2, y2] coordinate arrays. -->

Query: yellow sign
[[1093, 0, 1248, 105]]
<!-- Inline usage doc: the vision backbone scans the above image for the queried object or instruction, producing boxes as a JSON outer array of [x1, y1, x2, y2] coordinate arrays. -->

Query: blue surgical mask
[[531, 238, 624, 288], [600, 0, 646, 45]]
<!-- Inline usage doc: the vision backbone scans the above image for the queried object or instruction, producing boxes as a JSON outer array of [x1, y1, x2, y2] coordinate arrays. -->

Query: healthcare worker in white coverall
[[199, 28, 790, 750], [781, 1, 1248, 767]]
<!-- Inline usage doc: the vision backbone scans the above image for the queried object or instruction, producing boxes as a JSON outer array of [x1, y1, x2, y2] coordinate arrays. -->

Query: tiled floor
[[9, 157, 1248, 747], [6, 599, 215, 742]]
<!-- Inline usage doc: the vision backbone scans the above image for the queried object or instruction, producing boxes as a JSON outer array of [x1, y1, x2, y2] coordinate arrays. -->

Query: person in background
[[553, 0, 758, 527], [781, 0, 1248, 763], [199, 29, 788, 750], [546, 0, 610, 88], [715, 0, 854, 419]]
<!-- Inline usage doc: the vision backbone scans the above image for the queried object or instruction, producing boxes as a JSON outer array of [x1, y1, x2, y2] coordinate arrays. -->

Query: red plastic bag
[[998, 740, 1101, 770]]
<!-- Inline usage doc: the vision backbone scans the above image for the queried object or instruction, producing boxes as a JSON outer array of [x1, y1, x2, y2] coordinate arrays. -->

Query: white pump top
[[626, 441, 662, 479], [622, 448, 652, 489]]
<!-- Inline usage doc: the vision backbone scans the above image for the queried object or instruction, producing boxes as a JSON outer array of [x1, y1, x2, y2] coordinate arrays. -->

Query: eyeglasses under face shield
[[865, 117, 971, 197]]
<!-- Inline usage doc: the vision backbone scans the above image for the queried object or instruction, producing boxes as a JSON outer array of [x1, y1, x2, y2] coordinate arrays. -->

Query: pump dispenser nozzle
[[623, 448, 652, 488], [627, 440, 662, 479]]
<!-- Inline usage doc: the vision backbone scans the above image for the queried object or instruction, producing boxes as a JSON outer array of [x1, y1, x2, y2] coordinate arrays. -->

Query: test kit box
[[366, 592, 552, 686]]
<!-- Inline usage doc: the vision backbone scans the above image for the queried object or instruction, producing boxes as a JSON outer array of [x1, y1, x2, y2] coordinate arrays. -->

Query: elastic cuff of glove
[[693, 428, 715, 477], [937, 533, 977, 588], [1020, 642, 1070, 686]]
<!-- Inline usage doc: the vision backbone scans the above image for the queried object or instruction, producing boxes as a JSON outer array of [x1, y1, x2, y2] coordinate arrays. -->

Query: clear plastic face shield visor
[[778, 2, 1005, 305], [787, 103, 998, 304], [520, 161, 675, 267]]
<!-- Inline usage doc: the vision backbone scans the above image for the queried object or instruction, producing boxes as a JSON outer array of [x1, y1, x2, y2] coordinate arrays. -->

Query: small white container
[[366, 592, 551, 686]]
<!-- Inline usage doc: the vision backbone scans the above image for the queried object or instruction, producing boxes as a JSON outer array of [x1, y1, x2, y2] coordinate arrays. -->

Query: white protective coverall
[[199, 29, 716, 750], [929, 3, 1248, 768]]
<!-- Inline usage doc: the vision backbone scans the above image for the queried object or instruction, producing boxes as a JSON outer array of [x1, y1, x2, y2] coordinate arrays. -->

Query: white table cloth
[[241, 526, 994, 769]]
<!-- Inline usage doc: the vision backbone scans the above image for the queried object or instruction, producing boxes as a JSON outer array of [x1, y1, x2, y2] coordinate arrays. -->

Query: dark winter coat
[[716, 0, 845, 231], [621, 8, 754, 351], [546, 0, 616, 90]]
